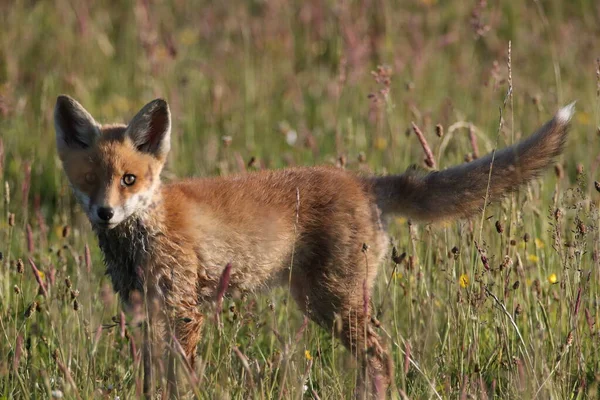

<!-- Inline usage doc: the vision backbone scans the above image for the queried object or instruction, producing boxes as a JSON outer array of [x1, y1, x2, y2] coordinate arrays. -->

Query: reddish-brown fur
[[55, 95, 574, 399]]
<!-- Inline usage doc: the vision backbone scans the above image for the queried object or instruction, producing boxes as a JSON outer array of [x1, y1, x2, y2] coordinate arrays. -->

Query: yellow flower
[[459, 274, 469, 288], [305, 350, 312, 361], [439, 221, 452, 229], [178, 28, 198, 46], [395, 217, 407, 225], [548, 273, 558, 284], [392, 271, 403, 282], [375, 137, 388, 150], [534, 238, 545, 249], [527, 254, 539, 264], [576, 112, 591, 126], [37, 270, 45, 281]]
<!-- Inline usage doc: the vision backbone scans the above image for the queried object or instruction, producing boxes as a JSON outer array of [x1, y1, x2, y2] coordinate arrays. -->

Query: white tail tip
[[556, 101, 576, 123]]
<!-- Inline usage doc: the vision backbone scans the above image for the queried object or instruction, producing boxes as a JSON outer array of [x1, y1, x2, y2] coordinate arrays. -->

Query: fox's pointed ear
[[126, 99, 171, 159], [54, 95, 100, 152]]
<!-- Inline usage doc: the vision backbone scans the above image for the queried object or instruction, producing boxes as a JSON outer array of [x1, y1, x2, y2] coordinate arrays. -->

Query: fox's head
[[54, 96, 171, 229]]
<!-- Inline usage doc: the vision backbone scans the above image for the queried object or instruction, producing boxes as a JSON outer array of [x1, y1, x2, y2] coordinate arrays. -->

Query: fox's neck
[[95, 190, 165, 303]]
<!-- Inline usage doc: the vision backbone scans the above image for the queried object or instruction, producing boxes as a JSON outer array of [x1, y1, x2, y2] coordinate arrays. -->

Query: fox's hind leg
[[291, 254, 392, 399]]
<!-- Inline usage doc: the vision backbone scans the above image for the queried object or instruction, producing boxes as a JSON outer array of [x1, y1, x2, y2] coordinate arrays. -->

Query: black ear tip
[[56, 95, 77, 108], [153, 98, 169, 109]]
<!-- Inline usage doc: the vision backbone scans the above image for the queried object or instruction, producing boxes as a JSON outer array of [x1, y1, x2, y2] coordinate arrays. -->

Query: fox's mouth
[[93, 221, 119, 230]]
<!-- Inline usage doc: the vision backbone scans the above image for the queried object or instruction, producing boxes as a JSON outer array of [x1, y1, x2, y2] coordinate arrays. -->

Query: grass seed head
[[16, 258, 24, 274], [495, 220, 503, 233], [24, 301, 38, 318], [514, 303, 522, 316], [392, 246, 406, 264]]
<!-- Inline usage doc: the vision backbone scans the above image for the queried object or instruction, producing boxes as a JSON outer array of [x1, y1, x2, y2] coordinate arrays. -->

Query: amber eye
[[84, 172, 96, 184], [122, 174, 136, 186]]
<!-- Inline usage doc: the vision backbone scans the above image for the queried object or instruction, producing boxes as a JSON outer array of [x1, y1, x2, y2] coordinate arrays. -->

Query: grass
[[1, 0, 600, 398]]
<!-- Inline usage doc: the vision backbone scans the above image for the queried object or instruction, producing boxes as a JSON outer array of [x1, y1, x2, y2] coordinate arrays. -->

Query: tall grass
[[1, 0, 599, 398]]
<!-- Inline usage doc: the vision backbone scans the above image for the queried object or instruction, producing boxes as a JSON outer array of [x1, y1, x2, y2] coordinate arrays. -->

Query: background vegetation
[[1, 0, 600, 398]]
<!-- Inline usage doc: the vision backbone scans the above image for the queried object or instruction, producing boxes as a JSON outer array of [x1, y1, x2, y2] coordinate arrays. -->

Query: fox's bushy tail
[[369, 103, 575, 222]]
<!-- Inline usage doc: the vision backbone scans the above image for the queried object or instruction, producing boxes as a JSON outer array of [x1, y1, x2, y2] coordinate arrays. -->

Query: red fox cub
[[55, 95, 574, 398]]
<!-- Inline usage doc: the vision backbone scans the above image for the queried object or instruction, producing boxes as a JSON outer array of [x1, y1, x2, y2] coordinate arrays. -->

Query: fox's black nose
[[97, 207, 114, 221]]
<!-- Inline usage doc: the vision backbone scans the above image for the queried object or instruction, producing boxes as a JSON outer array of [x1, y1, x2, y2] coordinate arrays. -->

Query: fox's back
[[159, 167, 386, 292]]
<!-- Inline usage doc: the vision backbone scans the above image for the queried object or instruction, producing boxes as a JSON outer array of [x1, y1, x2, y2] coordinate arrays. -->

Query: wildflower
[[305, 350, 312, 361], [285, 130, 298, 146], [534, 238, 545, 249], [221, 136, 232, 147], [576, 112, 591, 125], [395, 217, 407, 225], [459, 274, 469, 288], [375, 137, 388, 150], [548, 273, 558, 284], [527, 254, 539, 263], [392, 271, 403, 282]]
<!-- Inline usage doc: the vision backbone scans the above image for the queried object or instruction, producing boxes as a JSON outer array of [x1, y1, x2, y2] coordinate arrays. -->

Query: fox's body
[[55, 95, 574, 399]]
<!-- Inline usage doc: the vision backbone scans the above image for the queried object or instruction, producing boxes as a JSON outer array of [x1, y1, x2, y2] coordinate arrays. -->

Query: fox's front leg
[[171, 305, 205, 368], [164, 300, 204, 397], [141, 297, 167, 399], [142, 321, 154, 399]]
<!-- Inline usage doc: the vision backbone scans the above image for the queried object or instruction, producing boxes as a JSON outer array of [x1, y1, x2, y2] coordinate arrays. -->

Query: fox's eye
[[122, 174, 136, 186], [84, 172, 96, 184]]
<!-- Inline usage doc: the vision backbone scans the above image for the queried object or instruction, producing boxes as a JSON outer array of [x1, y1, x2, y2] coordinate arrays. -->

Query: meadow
[[1, 0, 600, 398]]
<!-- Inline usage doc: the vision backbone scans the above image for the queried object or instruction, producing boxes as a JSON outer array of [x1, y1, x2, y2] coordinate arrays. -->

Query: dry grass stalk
[[28, 257, 47, 297], [410, 121, 436, 169]]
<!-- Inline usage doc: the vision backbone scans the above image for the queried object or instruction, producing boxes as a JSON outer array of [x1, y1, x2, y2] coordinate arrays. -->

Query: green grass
[[1, 0, 600, 398]]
